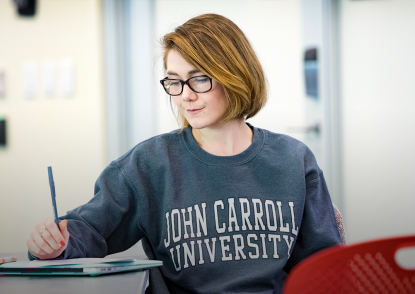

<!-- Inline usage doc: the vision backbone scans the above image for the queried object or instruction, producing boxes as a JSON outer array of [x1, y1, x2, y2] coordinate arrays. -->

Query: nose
[[181, 83, 197, 102]]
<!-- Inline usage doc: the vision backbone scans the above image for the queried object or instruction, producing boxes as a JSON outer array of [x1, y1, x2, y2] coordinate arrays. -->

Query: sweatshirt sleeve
[[29, 161, 146, 260], [283, 154, 343, 272]]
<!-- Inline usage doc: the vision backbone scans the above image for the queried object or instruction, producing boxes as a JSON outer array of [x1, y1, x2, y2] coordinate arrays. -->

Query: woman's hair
[[161, 13, 267, 129]]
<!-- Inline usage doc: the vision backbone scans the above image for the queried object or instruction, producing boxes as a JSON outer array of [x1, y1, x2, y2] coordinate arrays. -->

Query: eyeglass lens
[[163, 76, 211, 95]]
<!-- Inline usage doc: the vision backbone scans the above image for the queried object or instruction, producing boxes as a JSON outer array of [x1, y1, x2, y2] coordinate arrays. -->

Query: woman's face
[[166, 49, 228, 130]]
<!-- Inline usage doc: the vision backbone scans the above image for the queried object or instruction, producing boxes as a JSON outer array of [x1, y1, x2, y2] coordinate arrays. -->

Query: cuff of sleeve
[[27, 250, 66, 261], [28, 251, 39, 261]]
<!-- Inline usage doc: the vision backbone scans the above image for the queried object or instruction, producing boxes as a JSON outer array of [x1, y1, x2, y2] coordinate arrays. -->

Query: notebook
[[0, 258, 162, 276]]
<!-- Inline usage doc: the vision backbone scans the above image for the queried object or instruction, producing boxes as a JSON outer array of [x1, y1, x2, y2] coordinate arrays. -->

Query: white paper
[[27, 257, 134, 267]]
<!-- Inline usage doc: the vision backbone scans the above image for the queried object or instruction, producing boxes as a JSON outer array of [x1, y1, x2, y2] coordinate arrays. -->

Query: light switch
[[59, 59, 74, 98], [23, 62, 38, 99], [0, 67, 5, 98], [42, 60, 56, 97]]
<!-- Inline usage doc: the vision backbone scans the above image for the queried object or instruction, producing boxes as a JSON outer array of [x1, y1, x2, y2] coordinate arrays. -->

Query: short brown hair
[[161, 14, 268, 129]]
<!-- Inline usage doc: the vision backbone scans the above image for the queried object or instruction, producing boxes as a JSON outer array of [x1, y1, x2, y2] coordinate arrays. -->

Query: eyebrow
[[166, 69, 202, 76]]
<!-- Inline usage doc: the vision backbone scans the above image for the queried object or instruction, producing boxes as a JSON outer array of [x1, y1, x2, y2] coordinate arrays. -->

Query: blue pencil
[[47, 166, 60, 230]]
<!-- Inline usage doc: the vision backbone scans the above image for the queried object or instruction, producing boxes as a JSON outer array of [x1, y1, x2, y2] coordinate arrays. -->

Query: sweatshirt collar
[[181, 122, 265, 166]]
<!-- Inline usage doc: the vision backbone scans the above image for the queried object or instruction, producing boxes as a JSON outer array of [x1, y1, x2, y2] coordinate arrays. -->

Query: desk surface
[[0, 246, 148, 294]]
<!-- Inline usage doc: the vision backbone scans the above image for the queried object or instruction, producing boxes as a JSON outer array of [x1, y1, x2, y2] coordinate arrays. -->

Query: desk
[[0, 246, 148, 294]]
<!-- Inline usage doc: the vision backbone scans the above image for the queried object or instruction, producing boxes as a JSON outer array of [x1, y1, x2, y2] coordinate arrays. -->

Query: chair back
[[283, 235, 415, 294]]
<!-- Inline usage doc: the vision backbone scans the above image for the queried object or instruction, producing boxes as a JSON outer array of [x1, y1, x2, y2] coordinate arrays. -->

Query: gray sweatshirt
[[30, 124, 342, 293]]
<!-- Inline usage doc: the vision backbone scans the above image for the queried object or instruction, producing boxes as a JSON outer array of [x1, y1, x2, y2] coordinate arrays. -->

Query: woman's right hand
[[27, 217, 70, 260]]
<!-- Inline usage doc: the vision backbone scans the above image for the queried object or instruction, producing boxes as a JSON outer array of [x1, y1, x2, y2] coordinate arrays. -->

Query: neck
[[192, 120, 253, 156]]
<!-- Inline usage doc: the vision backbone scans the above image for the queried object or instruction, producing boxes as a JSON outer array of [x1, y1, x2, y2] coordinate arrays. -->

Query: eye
[[166, 80, 180, 88], [194, 77, 209, 83]]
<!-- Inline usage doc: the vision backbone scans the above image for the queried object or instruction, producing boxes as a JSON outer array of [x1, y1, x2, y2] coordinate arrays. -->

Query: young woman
[[27, 14, 342, 294]]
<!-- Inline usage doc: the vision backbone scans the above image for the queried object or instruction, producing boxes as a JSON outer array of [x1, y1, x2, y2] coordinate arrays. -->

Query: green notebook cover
[[0, 259, 162, 276]]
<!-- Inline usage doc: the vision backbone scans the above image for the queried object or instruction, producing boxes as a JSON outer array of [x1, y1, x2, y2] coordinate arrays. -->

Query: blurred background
[[0, 0, 414, 254]]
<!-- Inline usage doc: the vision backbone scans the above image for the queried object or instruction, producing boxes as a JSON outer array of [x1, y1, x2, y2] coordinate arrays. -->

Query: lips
[[187, 107, 204, 114]]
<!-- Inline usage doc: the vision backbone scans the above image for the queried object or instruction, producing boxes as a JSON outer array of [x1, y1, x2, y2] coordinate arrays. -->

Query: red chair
[[283, 235, 415, 294]]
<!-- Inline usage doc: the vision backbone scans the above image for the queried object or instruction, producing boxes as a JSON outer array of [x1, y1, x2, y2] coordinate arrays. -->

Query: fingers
[[59, 218, 68, 233], [41, 227, 61, 251], [27, 238, 47, 256], [45, 218, 66, 248], [27, 217, 70, 259], [60, 219, 70, 244], [32, 226, 56, 254]]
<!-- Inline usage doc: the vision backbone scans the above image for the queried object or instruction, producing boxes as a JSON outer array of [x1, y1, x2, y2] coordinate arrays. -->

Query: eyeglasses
[[160, 75, 212, 96]]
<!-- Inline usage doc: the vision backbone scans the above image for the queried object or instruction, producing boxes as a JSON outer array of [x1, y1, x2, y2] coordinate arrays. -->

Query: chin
[[184, 114, 223, 130], [187, 122, 206, 130], [186, 118, 210, 130]]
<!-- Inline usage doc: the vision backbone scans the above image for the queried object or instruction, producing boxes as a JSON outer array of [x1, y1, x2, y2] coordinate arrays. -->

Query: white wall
[[0, 0, 306, 255], [154, 0, 415, 246], [154, 0, 306, 141], [0, 0, 106, 253], [4, 0, 412, 255], [340, 0, 415, 244]]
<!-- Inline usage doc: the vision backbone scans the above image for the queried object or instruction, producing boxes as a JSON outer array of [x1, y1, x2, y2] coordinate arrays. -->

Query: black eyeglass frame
[[160, 75, 213, 96]]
